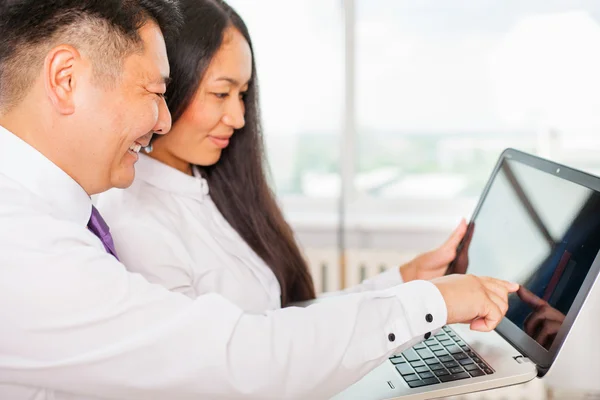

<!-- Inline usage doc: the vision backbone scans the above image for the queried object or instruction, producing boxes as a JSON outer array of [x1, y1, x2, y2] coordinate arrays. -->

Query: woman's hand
[[400, 219, 467, 282]]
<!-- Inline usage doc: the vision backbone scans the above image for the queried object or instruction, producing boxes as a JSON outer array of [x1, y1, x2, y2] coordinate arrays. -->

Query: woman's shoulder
[[96, 182, 183, 236]]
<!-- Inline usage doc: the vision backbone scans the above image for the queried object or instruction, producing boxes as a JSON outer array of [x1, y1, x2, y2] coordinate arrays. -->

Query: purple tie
[[88, 205, 119, 260]]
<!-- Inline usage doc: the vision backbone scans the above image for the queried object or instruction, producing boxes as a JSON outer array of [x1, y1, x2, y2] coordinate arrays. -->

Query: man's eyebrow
[[149, 76, 171, 86]]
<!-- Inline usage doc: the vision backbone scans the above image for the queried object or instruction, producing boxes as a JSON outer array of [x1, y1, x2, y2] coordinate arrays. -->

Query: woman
[[98, 0, 467, 312]]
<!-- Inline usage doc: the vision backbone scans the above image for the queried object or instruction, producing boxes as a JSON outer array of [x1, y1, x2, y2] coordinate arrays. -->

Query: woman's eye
[[214, 93, 229, 99]]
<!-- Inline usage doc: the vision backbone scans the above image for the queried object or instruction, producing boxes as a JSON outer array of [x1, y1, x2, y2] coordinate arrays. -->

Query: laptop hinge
[[513, 355, 532, 364]]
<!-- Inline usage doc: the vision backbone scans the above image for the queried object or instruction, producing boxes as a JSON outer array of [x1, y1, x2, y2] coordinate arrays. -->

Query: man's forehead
[[124, 53, 168, 85], [135, 21, 170, 83], [126, 48, 170, 86]]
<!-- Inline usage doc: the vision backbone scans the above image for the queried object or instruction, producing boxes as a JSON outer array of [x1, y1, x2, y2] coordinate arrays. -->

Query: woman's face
[[151, 26, 252, 174]]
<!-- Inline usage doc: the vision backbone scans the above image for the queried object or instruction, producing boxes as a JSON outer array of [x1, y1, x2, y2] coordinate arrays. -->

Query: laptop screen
[[451, 156, 600, 353]]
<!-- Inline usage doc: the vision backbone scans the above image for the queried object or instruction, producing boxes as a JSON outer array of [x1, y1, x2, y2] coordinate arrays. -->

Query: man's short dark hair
[[0, 0, 182, 113]]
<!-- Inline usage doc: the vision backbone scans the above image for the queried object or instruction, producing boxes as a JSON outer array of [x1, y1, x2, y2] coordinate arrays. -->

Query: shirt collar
[[0, 124, 92, 226], [134, 153, 209, 201]]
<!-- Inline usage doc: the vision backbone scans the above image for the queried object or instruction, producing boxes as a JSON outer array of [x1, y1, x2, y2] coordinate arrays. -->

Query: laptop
[[334, 148, 600, 399]]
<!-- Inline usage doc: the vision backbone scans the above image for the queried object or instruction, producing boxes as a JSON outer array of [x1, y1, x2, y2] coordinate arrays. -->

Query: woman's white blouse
[[98, 154, 404, 312]]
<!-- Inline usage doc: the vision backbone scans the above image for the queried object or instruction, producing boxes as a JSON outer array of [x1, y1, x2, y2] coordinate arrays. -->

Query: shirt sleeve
[[0, 214, 447, 400], [320, 266, 405, 299]]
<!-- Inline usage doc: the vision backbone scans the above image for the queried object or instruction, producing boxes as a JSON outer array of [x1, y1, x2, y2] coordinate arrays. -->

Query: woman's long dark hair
[[159, 0, 316, 306]]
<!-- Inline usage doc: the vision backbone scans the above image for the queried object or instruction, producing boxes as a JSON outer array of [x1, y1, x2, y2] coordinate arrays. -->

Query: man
[[0, 1, 518, 399]]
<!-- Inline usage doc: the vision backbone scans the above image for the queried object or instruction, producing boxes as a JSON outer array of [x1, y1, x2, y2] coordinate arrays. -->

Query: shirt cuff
[[388, 279, 448, 341]]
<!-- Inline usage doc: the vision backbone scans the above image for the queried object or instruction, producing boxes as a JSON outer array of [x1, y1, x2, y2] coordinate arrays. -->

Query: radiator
[[303, 247, 417, 293]]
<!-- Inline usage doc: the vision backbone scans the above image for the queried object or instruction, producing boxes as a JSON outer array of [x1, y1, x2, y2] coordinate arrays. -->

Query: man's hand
[[400, 219, 467, 282], [432, 274, 519, 332], [518, 287, 565, 349]]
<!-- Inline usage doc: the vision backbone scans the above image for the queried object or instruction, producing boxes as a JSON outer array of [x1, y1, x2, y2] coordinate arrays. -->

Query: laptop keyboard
[[389, 326, 494, 388]]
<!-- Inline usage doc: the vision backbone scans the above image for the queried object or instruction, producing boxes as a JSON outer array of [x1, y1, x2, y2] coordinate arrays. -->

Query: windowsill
[[280, 195, 477, 230], [279, 195, 478, 249]]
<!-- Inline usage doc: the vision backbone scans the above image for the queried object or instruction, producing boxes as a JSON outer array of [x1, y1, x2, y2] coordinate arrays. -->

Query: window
[[228, 0, 343, 198], [227, 0, 600, 242], [356, 0, 600, 202]]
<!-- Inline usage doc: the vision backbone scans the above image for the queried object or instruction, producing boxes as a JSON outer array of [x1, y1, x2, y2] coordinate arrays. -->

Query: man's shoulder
[[0, 173, 50, 218], [0, 173, 86, 243]]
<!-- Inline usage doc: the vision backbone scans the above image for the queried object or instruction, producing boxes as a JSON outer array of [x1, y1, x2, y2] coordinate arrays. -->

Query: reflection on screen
[[451, 159, 600, 350]]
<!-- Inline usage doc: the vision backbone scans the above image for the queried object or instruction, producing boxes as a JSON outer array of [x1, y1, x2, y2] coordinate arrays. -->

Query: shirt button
[[388, 333, 396, 342], [424, 332, 431, 340], [426, 313, 433, 323]]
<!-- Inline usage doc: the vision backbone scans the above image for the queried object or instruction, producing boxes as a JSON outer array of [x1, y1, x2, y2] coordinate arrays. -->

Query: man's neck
[[0, 97, 53, 147], [0, 106, 94, 196]]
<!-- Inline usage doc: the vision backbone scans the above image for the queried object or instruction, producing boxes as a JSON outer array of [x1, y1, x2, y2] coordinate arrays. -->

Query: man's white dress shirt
[[0, 125, 447, 400]]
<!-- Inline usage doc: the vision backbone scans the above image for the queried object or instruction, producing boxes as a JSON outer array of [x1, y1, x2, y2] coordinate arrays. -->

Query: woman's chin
[[192, 151, 222, 167]]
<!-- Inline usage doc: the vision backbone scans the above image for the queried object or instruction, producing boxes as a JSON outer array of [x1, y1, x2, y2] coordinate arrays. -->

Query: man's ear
[[44, 45, 81, 115]]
